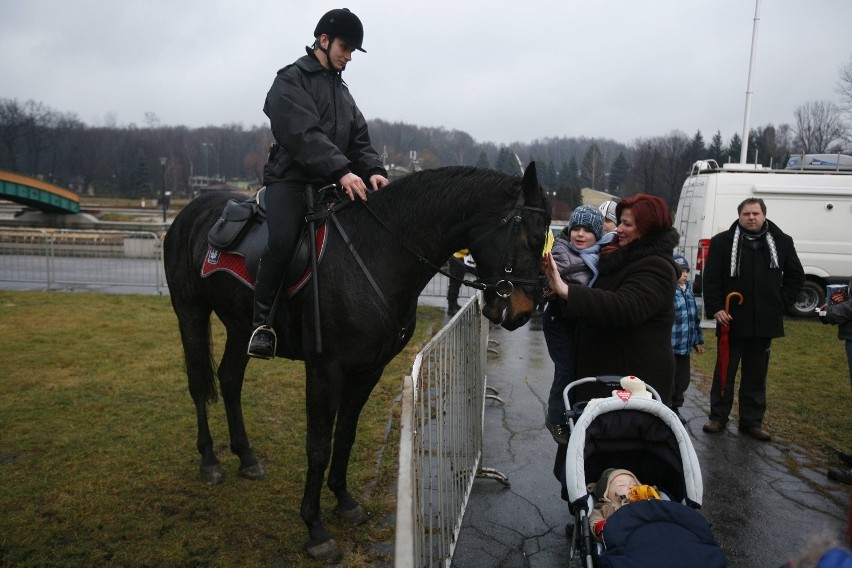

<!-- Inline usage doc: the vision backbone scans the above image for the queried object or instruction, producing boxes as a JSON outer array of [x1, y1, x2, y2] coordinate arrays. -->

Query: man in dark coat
[[701, 197, 804, 441], [248, 8, 389, 358]]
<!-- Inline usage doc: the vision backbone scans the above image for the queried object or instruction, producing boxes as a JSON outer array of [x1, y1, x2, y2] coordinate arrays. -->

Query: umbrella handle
[[725, 291, 744, 314]]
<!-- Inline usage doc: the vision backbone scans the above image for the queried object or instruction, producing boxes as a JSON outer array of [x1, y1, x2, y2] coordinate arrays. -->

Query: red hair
[[615, 193, 673, 238]]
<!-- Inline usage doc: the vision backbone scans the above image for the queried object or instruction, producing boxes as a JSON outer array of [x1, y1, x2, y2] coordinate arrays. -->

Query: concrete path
[[451, 321, 850, 568]]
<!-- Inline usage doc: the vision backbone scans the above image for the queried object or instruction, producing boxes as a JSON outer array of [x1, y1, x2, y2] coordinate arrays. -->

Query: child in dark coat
[[542, 205, 611, 444]]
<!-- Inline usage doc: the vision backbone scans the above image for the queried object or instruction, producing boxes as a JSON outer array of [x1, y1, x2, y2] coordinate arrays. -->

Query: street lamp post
[[159, 157, 168, 223], [201, 142, 212, 182]]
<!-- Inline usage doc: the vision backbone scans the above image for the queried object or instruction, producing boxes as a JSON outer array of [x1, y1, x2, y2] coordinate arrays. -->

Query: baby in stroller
[[588, 468, 660, 542], [561, 375, 726, 568]]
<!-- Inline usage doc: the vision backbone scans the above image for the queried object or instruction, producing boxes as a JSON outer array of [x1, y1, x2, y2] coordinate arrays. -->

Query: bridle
[[463, 187, 548, 298]]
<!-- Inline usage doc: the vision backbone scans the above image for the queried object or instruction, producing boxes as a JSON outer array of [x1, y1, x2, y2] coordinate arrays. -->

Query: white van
[[674, 156, 852, 318]]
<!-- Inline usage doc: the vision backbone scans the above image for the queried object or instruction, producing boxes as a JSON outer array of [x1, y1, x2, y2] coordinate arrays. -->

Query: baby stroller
[[561, 375, 726, 568]]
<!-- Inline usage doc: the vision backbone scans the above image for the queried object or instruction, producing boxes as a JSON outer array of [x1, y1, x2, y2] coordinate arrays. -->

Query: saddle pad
[[202, 248, 254, 288], [201, 222, 328, 298]]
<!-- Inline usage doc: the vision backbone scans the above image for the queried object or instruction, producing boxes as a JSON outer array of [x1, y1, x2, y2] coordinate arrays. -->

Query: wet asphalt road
[[451, 321, 849, 568]]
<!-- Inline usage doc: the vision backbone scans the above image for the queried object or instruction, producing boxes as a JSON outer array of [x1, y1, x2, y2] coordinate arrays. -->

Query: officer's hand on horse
[[370, 174, 389, 191], [339, 172, 368, 201]]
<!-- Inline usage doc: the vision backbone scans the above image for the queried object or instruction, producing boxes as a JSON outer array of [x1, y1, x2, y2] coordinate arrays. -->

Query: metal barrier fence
[[395, 294, 507, 567], [0, 227, 167, 294], [0, 227, 476, 300]]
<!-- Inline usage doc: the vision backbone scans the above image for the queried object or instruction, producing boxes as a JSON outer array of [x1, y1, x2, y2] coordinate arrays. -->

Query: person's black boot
[[248, 255, 288, 359], [828, 467, 852, 485]]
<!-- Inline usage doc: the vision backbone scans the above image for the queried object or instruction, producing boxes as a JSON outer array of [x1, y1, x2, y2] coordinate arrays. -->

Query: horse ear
[[522, 161, 540, 205]]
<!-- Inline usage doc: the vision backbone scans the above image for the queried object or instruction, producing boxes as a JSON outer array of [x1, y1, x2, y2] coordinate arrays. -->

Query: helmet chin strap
[[317, 37, 342, 73]]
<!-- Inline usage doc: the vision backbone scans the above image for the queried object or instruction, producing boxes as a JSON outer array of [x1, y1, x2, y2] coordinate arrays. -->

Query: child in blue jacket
[[671, 254, 704, 423]]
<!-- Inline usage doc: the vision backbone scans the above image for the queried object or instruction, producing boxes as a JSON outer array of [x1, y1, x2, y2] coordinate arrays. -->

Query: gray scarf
[[730, 222, 779, 277]]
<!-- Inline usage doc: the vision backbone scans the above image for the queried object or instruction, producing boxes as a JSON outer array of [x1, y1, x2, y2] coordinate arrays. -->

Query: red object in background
[[696, 239, 711, 272], [718, 291, 744, 397]]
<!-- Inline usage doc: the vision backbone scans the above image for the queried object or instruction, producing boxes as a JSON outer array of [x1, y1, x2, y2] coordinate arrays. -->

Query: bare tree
[[658, 130, 690, 209], [579, 143, 606, 191], [792, 100, 847, 153], [625, 137, 661, 197], [837, 55, 852, 112], [0, 98, 27, 171]]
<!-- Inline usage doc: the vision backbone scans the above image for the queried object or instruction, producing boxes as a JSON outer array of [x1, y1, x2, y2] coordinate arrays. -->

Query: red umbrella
[[718, 291, 744, 397]]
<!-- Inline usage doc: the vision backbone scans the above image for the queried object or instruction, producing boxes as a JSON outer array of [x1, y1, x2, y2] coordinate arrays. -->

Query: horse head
[[472, 162, 550, 330]]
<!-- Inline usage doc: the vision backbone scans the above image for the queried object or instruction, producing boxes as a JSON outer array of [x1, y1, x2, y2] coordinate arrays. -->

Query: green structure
[[0, 170, 81, 214]]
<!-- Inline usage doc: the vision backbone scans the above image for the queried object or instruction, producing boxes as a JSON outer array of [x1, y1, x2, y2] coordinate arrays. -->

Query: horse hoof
[[305, 539, 343, 564], [335, 503, 367, 525], [200, 464, 224, 485], [237, 462, 266, 481]]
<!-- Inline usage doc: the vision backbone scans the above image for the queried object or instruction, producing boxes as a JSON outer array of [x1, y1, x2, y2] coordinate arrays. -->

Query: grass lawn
[[690, 317, 852, 469], [0, 290, 443, 568], [2, 289, 849, 566]]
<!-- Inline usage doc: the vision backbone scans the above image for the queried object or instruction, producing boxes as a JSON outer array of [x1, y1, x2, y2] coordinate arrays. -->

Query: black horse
[[163, 164, 550, 562]]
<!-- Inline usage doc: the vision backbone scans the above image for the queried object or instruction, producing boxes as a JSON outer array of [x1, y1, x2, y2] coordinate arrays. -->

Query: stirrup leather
[[247, 326, 277, 359]]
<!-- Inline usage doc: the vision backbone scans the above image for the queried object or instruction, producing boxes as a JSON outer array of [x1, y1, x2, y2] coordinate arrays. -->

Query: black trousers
[[671, 354, 691, 409], [709, 336, 771, 428], [447, 257, 476, 303], [251, 180, 309, 329], [263, 180, 308, 264]]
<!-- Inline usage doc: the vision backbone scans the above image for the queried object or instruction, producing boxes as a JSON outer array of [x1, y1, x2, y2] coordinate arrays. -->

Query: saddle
[[201, 188, 329, 298]]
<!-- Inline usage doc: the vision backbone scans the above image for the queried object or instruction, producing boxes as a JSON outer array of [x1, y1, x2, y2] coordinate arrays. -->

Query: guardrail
[[0, 228, 166, 294], [395, 294, 507, 567]]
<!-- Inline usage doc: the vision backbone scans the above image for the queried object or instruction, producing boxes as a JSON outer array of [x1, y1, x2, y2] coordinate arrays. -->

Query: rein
[[305, 187, 409, 339], [305, 183, 546, 338], [360, 185, 547, 299]]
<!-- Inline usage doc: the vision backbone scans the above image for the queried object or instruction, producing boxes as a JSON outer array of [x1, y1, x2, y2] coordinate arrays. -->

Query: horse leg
[[327, 369, 384, 525], [175, 302, 223, 484], [300, 364, 342, 562], [217, 329, 265, 480]]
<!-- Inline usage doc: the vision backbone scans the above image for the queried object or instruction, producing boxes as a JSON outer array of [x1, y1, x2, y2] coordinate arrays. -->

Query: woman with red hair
[[544, 193, 680, 404]]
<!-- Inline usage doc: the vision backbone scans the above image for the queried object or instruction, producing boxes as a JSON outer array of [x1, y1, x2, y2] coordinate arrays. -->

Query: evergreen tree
[[708, 131, 726, 164], [475, 150, 490, 169], [543, 160, 557, 189], [129, 150, 152, 198], [607, 152, 629, 195], [728, 133, 742, 164], [684, 130, 706, 167], [495, 147, 518, 174], [566, 156, 579, 184]]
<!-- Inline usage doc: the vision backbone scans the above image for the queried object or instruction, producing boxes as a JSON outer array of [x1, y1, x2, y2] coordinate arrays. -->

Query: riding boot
[[248, 254, 288, 359]]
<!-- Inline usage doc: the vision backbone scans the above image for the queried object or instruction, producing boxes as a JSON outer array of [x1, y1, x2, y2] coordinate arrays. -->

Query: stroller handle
[[562, 375, 662, 427]]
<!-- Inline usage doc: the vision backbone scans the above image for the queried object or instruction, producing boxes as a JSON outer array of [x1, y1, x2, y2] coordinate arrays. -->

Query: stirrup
[[247, 326, 277, 359]]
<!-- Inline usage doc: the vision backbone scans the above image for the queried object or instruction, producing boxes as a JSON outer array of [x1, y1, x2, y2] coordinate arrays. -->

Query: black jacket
[[555, 227, 680, 405], [262, 49, 387, 186], [703, 219, 804, 339], [822, 280, 852, 341]]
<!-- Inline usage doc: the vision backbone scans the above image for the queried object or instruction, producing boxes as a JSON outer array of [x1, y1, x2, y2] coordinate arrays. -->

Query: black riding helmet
[[314, 8, 366, 53]]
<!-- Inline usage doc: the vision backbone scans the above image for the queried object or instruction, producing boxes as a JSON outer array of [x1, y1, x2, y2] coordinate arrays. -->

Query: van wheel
[[789, 280, 824, 317]]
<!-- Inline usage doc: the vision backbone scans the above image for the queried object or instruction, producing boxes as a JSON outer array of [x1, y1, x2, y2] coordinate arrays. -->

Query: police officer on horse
[[249, 8, 389, 359]]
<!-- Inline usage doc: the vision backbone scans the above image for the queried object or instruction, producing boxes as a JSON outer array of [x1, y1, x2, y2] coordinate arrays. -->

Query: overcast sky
[[2, 0, 851, 146]]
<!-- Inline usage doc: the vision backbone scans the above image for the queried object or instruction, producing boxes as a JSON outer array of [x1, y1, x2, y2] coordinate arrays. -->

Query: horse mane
[[355, 166, 522, 234]]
